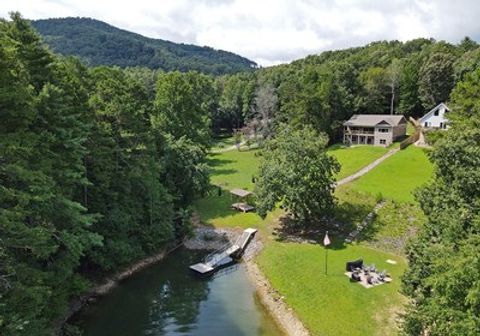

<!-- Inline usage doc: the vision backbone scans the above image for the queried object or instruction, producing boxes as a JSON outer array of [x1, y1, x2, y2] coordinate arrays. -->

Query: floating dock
[[189, 228, 258, 275]]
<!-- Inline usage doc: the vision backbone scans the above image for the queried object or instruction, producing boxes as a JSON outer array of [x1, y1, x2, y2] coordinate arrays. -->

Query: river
[[75, 247, 282, 336]]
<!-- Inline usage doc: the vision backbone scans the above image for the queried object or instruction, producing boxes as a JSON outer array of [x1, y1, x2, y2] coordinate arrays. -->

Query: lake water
[[76, 248, 282, 336]]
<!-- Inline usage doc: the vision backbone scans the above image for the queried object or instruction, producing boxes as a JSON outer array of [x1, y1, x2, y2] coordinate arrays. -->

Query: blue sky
[[2, 0, 480, 66]]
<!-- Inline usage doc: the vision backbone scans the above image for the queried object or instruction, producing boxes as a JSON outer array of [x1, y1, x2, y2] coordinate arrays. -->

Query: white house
[[420, 103, 450, 130]]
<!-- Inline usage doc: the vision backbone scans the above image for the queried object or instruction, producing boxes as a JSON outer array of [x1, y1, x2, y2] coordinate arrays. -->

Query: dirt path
[[210, 140, 247, 153], [336, 148, 400, 186]]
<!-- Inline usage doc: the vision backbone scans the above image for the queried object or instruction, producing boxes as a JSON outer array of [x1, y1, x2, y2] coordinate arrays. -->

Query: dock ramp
[[189, 228, 258, 275]]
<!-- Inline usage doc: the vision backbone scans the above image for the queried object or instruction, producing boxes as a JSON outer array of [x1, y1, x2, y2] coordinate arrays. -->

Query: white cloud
[[1, 0, 480, 66]]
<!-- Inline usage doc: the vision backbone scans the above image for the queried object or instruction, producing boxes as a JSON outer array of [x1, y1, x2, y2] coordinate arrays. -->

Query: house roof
[[344, 114, 406, 127], [420, 103, 450, 122]]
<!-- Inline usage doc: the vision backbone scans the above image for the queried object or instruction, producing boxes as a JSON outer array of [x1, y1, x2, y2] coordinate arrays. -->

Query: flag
[[323, 231, 331, 247]]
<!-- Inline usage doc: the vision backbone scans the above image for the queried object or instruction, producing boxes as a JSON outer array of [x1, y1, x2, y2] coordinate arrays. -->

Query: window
[[434, 110, 439, 116], [379, 139, 386, 145], [424, 122, 428, 127], [378, 128, 389, 133]]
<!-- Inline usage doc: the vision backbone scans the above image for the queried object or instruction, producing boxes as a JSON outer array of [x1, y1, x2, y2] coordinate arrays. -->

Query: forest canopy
[[0, 13, 211, 335]]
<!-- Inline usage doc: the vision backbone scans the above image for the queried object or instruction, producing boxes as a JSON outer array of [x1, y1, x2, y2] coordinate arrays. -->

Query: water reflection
[[76, 248, 281, 336]]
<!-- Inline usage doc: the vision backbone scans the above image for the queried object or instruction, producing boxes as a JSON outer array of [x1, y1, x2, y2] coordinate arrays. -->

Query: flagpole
[[323, 230, 330, 276], [325, 245, 328, 275]]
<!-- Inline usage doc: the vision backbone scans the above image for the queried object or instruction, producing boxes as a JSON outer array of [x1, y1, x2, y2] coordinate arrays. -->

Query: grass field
[[208, 149, 259, 190], [257, 241, 407, 336], [328, 145, 389, 179], [348, 146, 434, 203]]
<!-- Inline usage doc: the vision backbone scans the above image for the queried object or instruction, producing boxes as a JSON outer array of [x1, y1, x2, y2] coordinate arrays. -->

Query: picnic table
[[231, 202, 255, 213]]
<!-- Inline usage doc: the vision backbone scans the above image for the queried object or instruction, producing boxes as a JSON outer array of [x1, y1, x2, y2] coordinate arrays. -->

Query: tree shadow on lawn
[[194, 191, 260, 226], [271, 216, 349, 250], [206, 155, 235, 167], [210, 168, 238, 179]]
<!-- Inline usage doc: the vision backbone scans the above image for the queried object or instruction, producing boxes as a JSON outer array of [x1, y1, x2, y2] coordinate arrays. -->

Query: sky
[[2, 0, 480, 66]]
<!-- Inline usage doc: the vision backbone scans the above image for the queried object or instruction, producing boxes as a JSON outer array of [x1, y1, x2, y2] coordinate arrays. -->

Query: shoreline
[[62, 227, 309, 336], [56, 242, 183, 335]]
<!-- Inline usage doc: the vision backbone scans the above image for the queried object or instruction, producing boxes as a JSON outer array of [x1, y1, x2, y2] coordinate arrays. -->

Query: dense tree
[[386, 59, 402, 114], [458, 36, 478, 53], [359, 67, 389, 114], [0, 15, 213, 335], [402, 69, 480, 335], [0, 14, 101, 335], [214, 73, 255, 131], [154, 71, 215, 149], [418, 52, 456, 108], [453, 48, 480, 82], [398, 54, 423, 117], [255, 125, 340, 228]]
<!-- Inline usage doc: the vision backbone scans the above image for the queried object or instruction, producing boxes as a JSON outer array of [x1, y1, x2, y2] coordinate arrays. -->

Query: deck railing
[[345, 130, 374, 135]]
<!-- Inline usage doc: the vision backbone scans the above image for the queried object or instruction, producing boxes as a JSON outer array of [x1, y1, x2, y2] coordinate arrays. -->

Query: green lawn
[[328, 145, 389, 179], [193, 142, 421, 335], [207, 149, 259, 190], [257, 241, 406, 336], [349, 146, 433, 203], [194, 148, 264, 229]]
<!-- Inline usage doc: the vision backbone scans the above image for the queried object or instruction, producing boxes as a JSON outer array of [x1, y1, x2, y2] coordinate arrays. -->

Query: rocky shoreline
[[184, 226, 310, 336]]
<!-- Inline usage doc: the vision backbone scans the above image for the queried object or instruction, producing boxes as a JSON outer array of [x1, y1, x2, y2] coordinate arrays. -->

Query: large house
[[343, 114, 407, 146], [419, 102, 449, 130]]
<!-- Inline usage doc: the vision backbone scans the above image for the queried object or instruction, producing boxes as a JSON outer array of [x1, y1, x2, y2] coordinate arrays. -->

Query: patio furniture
[[231, 202, 255, 213], [346, 259, 364, 272]]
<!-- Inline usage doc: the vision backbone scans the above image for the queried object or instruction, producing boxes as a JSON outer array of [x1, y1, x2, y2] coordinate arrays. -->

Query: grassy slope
[[257, 242, 406, 336], [194, 143, 432, 335], [349, 146, 433, 203], [194, 149, 264, 229], [328, 145, 389, 179]]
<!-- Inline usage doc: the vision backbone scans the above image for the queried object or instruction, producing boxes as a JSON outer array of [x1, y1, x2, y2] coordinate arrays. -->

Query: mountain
[[31, 17, 257, 75]]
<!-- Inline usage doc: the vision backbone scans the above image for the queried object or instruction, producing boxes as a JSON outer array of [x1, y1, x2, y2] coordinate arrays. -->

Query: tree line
[[0, 14, 213, 335], [213, 37, 480, 142]]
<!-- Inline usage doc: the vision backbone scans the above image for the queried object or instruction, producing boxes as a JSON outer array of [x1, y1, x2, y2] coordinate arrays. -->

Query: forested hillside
[[212, 37, 480, 142], [0, 13, 213, 335], [32, 17, 257, 75]]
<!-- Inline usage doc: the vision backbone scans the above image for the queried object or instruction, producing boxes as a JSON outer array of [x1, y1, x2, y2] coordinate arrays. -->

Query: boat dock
[[189, 228, 258, 275]]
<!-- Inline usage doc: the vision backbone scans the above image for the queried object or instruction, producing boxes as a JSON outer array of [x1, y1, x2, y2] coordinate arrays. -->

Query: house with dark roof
[[343, 114, 407, 146], [419, 103, 449, 130]]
